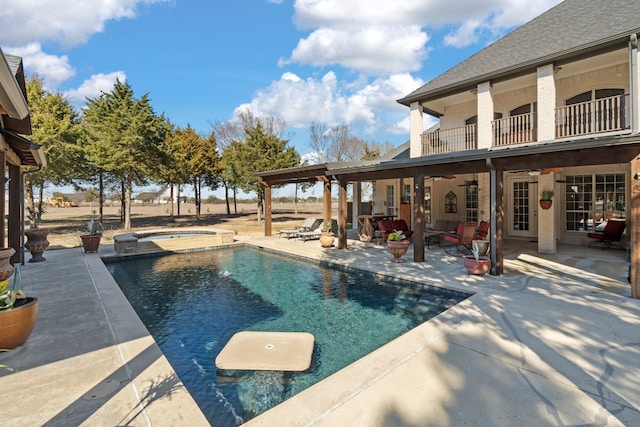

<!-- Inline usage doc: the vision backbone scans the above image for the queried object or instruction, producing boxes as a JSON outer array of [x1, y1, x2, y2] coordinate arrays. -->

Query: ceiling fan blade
[[541, 167, 563, 174]]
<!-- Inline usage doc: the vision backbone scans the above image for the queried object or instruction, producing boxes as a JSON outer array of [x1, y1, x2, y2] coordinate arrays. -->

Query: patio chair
[[587, 220, 626, 249], [376, 219, 395, 243], [442, 221, 477, 256], [390, 219, 414, 239], [475, 221, 489, 240], [279, 218, 321, 239]]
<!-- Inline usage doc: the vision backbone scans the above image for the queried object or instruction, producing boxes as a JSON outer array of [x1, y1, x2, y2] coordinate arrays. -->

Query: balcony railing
[[421, 124, 476, 156], [492, 113, 536, 147], [555, 94, 626, 138]]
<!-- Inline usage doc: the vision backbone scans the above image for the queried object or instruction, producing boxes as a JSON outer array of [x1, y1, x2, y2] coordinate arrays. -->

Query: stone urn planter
[[319, 232, 335, 248], [387, 239, 410, 263], [0, 247, 16, 281], [463, 256, 491, 276], [24, 229, 50, 263]]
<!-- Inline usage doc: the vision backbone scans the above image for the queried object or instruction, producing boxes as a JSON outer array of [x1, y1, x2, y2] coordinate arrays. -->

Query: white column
[[630, 34, 640, 134], [538, 173, 556, 253], [476, 82, 493, 149], [409, 102, 424, 158], [537, 64, 556, 141], [352, 181, 361, 229]]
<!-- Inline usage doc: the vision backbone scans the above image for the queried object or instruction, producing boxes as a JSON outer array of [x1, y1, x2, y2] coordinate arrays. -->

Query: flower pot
[[0, 297, 38, 349], [80, 234, 102, 253], [539, 200, 552, 210], [388, 240, 410, 263], [319, 232, 335, 248], [463, 256, 491, 276], [24, 229, 50, 263], [0, 247, 15, 281]]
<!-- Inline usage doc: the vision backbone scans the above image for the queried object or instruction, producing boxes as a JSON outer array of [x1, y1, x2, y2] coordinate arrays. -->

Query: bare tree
[[308, 121, 329, 163]]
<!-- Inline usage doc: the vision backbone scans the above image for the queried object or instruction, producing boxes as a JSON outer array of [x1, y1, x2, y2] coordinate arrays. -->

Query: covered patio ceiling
[[258, 133, 640, 185]]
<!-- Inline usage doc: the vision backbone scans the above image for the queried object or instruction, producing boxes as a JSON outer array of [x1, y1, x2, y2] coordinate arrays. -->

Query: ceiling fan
[[513, 167, 563, 175]]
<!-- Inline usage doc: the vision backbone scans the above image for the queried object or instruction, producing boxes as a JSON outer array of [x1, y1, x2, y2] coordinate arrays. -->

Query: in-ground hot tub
[[113, 228, 234, 254]]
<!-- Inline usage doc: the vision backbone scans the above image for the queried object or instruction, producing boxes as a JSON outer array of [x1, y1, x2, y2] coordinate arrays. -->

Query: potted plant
[[319, 220, 335, 248], [540, 190, 554, 210], [24, 204, 50, 263], [463, 241, 491, 276], [0, 270, 38, 349], [387, 230, 410, 263], [80, 218, 103, 253]]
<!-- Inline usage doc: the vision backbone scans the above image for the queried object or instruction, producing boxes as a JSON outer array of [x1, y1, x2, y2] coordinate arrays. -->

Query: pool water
[[106, 247, 468, 426]]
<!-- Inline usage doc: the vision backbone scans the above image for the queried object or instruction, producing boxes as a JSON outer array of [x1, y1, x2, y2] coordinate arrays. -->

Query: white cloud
[[0, 0, 169, 48], [235, 71, 425, 140], [287, 0, 563, 73], [444, 20, 482, 48], [5, 44, 75, 90], [284, 25, 428, 75], [63, 72, 127, 107]]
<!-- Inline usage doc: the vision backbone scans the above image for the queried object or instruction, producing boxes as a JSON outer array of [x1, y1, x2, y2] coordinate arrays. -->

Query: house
[[135, 186, 183, 204], [256, 0, 640, 298], [0, 48, 46, 263]]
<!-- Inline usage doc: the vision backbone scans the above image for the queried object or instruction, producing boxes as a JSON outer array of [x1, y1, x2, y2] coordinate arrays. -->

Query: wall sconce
[[528, 170, 541, 176], [634, 172, 640, 180]]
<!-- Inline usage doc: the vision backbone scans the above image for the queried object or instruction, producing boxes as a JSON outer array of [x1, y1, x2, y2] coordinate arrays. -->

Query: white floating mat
[[215, 331, 314, 372]]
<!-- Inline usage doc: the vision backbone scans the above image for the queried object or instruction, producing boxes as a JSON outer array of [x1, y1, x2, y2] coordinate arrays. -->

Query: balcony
[[555, 94, 627, 138], [419, 94, 629, 157], [492, 113, 536, 147], [421, 124, 476, 156]]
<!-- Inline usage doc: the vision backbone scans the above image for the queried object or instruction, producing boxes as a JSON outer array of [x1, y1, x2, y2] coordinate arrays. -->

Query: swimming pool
[[106, 247, 468, 426]]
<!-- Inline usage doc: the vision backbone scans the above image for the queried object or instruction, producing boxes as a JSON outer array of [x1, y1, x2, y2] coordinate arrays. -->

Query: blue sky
[[2, 0, 562, 197]]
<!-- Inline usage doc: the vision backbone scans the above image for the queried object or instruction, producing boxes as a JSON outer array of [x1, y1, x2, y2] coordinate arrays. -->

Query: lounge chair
[[587, 220, 626, 249], [297, 220, 328, 242], [279, 218, 321, 239]]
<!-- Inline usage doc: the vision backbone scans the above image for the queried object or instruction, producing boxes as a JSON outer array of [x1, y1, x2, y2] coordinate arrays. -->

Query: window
[[402, 183, 411, 204], [424, 184, 432, 224], [465, 180, 478, 223], [565, 173, 625, 231], [386, 185, 395, 216]]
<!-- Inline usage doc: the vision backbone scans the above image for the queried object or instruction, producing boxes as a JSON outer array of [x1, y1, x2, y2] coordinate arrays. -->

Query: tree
[[83, 79, 166, 230], [308, 121, 329, 163], [172, 125, 220, 219], [228, 123, 300, 221], [213, 110, 289, 215], [154, 121, 190, 217], [25, 76, 83, 228]]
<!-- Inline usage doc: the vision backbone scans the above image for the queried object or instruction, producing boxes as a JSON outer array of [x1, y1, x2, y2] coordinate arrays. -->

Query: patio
[[1, 235, 638, 426]]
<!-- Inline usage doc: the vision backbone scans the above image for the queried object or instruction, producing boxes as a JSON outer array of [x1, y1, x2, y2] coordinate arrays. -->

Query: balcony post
[[537, 64, 556, 141], [410, 102, 424, 158], [477, 82, 493, 148]]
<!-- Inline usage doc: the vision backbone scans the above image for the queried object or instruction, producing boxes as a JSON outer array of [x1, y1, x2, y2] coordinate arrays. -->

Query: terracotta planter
[[388, 240, 410, 263], [24, 229, 50, 263], [464, 256, 491, 276], [539, 200, 552, 210], [0, 297, 38, 349], [319, 232, 335, 248], [80, 234, 102, 253], [0, 247, 15, 281]]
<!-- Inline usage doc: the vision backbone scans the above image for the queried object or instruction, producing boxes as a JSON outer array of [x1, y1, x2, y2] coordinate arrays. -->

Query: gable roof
[[398, 0, 640, 106]]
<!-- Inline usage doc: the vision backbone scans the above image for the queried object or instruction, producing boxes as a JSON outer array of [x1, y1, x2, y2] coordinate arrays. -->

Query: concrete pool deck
[[1, 234, 639, 426]]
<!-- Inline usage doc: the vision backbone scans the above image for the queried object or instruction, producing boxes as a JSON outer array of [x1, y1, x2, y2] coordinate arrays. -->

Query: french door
[[509, 178, 538, 238]]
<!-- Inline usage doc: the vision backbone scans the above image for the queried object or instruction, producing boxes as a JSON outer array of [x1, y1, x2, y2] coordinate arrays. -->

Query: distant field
[[38, 201, 329, 249]]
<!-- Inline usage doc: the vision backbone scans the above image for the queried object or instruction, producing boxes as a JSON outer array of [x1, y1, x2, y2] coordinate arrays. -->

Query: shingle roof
[[398, 0, 640, 105]]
